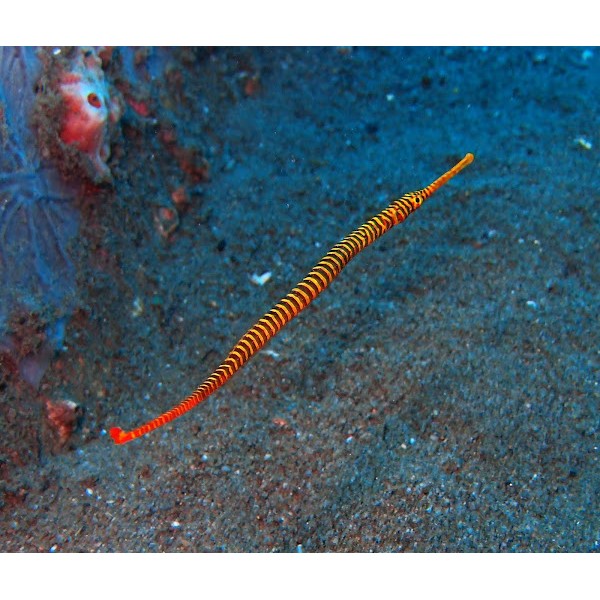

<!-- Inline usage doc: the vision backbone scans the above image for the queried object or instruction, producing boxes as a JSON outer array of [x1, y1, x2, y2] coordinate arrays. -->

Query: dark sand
[[1, 47, 598, 551]]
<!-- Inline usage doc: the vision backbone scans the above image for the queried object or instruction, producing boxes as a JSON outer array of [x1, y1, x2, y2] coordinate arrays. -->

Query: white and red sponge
[[58, 48, 122, 179]]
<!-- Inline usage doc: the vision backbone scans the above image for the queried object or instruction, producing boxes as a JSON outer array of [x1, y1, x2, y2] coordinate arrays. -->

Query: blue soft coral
[[0, 47, 79, 384]]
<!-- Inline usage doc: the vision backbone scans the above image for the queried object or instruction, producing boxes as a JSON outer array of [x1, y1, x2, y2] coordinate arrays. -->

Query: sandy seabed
[[0, 47, 598, 552]]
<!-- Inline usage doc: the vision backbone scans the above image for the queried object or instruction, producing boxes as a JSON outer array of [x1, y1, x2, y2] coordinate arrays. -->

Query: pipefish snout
[[110, 153, 474, 445]]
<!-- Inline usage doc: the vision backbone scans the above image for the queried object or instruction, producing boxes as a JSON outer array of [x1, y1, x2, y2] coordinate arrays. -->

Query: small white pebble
[[250, 271, 272, 286], [526, 300, 538, 310], [386, 93, 395, 102], [171, 521, 181, 529], [574, 136, 592, 150], [85, 488, 94, 497], [264, 453, 272, 461], [345, 435, 354, 444], [581, 49, 593, 62], [532, 52, 546, 64], [131, 296, 144, 317], [49, 544, 58, 552]]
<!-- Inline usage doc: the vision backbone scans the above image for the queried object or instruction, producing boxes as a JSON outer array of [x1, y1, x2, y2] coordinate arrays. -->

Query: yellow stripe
[[292, 285, 312, 305]]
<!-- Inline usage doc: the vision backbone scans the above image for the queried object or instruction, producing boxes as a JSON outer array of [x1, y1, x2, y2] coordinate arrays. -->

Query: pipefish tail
[[110, 153, 474, 445]]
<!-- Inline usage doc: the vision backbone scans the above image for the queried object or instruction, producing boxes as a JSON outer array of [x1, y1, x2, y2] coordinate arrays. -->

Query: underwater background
[[0, 46, 598, 551]]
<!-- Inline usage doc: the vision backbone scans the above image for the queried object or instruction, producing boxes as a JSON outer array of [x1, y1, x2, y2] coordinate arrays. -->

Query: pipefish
[[110, 153, 474, 444]]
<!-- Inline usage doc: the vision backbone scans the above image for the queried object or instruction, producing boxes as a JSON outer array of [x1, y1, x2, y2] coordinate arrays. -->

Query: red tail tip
[[109, 427, 125, 444]]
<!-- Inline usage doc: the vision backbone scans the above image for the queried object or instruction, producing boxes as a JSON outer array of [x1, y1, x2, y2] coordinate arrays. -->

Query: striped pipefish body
[[110, 153, 474, 444]]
